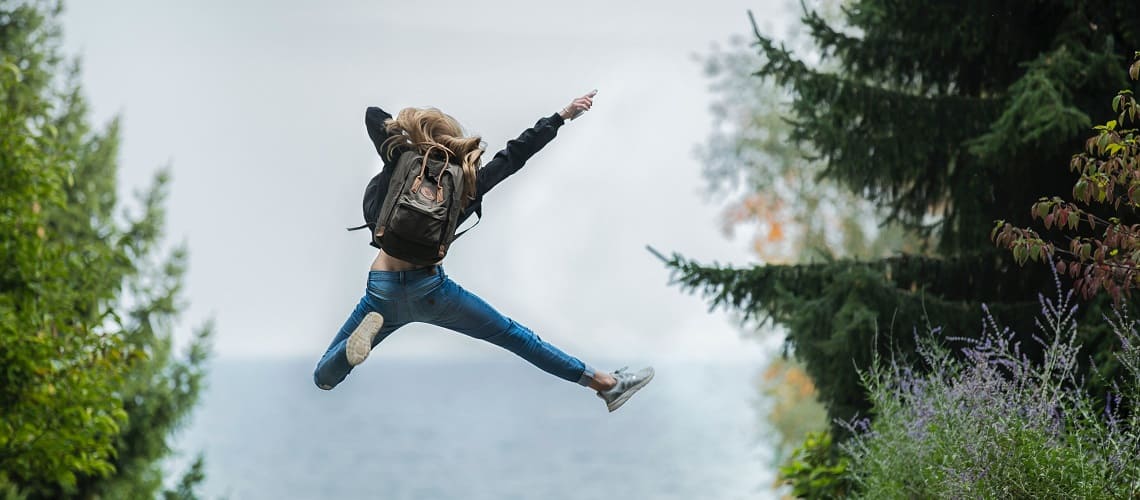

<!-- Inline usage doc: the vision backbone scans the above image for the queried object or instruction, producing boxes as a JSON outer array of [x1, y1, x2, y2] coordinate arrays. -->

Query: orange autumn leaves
[[759, 357, 829, 460], [723, 193, 787, 255]]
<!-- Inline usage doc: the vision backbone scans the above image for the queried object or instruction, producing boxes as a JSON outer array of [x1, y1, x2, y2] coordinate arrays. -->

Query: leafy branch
[[994, 52, 1140, 301]]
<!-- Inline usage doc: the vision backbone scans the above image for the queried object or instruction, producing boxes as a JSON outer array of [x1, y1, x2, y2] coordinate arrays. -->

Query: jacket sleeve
[[365, 106, 400, 206], [365, 106, 400, 162], [474, 112, 566, 199], [457, 112, 565, 225]]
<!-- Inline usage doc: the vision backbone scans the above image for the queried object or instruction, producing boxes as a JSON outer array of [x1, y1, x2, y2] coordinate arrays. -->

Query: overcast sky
[[58, 0, 796, 364]]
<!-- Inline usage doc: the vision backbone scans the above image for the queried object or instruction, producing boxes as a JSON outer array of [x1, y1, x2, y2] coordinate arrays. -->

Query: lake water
[[173, 358, 777, 499]]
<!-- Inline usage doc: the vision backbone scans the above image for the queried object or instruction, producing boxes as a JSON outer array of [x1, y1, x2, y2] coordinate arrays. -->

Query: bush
[[841, 270, 1140, 498], [778, 431, 854, 499]]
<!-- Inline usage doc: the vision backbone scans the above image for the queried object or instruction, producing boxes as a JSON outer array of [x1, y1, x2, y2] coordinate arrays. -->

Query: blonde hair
[[382, 107, 484, 205]]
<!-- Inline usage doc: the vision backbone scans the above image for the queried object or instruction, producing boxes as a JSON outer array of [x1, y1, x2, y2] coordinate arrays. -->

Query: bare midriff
[[370, 249, 436, 271]]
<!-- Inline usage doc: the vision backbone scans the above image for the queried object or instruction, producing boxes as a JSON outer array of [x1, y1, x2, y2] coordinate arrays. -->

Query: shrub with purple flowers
[[840, 270, 1140, 497]]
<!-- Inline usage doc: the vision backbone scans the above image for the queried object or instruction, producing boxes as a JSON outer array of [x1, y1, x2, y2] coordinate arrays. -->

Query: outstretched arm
[[474, 90, 596, 198]]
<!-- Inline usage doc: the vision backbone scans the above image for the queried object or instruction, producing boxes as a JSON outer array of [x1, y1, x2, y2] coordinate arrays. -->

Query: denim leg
[[313, 295, 403, 390], [421, 278, 595, 386]]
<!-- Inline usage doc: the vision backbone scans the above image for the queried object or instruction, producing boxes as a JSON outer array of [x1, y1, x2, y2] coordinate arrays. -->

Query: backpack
[[352, 146, 473, 265]]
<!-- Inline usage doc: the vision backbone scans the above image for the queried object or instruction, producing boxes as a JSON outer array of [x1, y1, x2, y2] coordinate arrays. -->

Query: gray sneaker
[[597, 366, 655, 412], [345, 312, 384, 366]]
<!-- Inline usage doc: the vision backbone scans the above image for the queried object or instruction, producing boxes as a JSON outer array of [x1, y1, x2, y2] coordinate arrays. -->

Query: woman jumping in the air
[[313, 90, 654, 412]]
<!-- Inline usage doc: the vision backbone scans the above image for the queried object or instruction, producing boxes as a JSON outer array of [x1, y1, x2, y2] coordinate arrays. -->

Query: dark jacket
[[364, 106, 566, 231]]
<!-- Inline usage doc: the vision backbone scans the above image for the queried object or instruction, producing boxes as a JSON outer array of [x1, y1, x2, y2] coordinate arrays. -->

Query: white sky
[[59, 0, 795, 363]]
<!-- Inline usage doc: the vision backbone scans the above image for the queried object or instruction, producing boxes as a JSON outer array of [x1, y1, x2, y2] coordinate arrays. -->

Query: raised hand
[[559, 89, 597, 121]]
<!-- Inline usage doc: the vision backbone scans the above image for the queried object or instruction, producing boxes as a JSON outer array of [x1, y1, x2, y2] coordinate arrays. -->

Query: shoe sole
[[346, 312, 384, 366], [608, 367, 655, 412]]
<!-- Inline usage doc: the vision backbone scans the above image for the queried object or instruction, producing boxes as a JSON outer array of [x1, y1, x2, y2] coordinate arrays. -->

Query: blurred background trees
[[0, 1, 211, 498]]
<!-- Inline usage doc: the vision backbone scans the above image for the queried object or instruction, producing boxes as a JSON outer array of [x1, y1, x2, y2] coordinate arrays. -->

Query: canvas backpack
[[350, 146, 475, 265]]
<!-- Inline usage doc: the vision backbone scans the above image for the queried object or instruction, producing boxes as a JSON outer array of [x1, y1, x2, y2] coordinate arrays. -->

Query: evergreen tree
[[666, 1, 1140, 431], [0, 1, 211, 497]]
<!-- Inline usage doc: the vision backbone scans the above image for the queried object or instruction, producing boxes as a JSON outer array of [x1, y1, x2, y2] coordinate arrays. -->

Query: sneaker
[[345, 312, 384, 366], [597, 366, 655, 412]]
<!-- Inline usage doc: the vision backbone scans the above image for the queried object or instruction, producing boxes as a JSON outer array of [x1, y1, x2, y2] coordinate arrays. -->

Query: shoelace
[[611, 366, 632, 390]]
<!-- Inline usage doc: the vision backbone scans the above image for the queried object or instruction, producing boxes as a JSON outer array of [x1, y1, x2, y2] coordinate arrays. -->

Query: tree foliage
[[697, 2, 912, 264], [0, 1, 211, 497], [995, 53, 1140, 301], [672, 0, 1140, 432], [756, 357, 828, 463], [696, 1, 912, 459]]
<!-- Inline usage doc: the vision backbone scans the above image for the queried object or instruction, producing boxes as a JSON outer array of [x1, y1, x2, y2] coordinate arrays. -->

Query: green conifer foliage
[[670, 1, 1140, 431], [1, 2, 211, 497]]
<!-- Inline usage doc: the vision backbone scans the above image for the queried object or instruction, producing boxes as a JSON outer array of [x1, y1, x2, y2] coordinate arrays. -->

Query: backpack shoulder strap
[[347, 149, 422, 233], [452, 208, 480, 241]]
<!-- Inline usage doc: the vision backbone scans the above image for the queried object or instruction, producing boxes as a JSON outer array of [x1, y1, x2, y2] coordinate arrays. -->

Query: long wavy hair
[[381, 107, 484, 206]]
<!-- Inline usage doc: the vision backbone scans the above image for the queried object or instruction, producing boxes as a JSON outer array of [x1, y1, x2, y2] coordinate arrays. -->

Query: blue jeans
[[313, 265, 596, 390]]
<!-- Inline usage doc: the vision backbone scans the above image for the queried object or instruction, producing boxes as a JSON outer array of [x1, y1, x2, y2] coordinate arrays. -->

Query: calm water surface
[[174, 358, 775, 499]]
